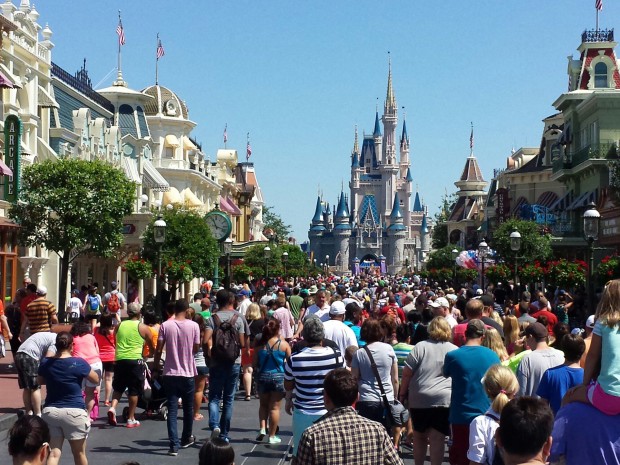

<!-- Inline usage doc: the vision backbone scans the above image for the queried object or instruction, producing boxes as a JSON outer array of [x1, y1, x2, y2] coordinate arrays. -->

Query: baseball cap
[[465, 319, 486, 338], [476, 289, 484, 295], [525, 322, 548, 340], [430, 297, 450, 308], [36, 285, 47, 295], [329, 301, 346, 315], [586, 315, 595, 329], [237, 289, 251, 297]]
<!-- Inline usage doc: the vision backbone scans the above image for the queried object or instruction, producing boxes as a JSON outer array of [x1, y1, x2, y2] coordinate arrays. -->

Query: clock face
[[205, 212, 231, 241]]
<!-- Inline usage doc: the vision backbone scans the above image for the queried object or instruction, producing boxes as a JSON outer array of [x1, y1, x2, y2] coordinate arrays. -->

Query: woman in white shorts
[[71, 321, 103, 420], [38, 332, 99, 465]]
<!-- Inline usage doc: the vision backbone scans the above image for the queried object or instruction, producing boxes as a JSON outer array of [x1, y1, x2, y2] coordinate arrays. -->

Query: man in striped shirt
[[284, 316, 344, 458], [21, 286, 57, 336]]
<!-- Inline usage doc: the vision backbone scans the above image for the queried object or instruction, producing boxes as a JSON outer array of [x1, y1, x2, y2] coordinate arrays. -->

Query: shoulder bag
[[363, 345, 410, 427]]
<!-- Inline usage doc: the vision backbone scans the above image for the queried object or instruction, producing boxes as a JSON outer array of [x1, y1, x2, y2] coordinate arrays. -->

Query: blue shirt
[[443, 345, 500, 424], [38, 357, 91, 409], [536, 365, 583, 415], [594, 319, 620, 396], [344, 321, 365, 346], [257, 339, 287, 373]]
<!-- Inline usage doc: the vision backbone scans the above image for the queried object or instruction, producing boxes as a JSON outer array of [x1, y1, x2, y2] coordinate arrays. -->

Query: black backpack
[[211, 313, 241, 364]]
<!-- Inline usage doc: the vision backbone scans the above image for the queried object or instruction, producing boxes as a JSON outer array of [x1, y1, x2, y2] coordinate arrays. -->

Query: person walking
[[107, 303, 154, 428], [242, 303, 264, 401], [103, 281, 126, 324], [70, 321, 102, 420], [272, 295, 295, 342], [93, 313, 116, 406], [253, 319, 291, 444], [154, 299, 201, 456], [192, 313, 209, 421], [322, 301, 358, 357], [21, 286, 57, 336], [205, 289, 246, 443]]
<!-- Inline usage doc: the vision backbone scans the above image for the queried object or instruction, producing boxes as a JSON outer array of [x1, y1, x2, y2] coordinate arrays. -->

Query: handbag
[[363, 345, 410, 427]]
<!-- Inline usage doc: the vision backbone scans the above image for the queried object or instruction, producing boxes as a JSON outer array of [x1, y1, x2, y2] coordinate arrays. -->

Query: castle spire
[[400, 117, 409, 148], [373, 110, 381, 137], [312, 195, 323, 223], [353, 124, 359, 154], [385, 52, 396, 111], [335, 191, 349, 220]]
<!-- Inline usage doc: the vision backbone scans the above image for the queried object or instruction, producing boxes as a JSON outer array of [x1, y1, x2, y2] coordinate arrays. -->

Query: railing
[[51, 62, 115, 113], [553, 141, 616, 172], [582, 29, 614, 43]]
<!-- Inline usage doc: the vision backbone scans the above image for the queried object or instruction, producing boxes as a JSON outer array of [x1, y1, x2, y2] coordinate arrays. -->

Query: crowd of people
[[4, 273, 620, 465]]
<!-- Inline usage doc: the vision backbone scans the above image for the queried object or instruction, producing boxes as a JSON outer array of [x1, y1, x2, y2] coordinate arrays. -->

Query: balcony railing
[[552, 141, 617, 173], [582, 29, 614, 42]]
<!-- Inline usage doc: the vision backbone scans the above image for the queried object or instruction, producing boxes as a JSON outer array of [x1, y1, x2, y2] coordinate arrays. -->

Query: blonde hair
[[596, 279, 620, 328], [246, 303, 261, 321], [482, 364, 519, 414], [489, 310, 504, 329], [482, 327, 508, 361], [428, 316, 452, 342], [503, 315, 520, 349]]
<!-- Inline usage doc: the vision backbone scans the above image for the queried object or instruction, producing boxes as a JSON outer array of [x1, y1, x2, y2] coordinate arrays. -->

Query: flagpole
[[117, 10, 122, 83], [596, 9, 599, 32], [155, 33, 159, 85]]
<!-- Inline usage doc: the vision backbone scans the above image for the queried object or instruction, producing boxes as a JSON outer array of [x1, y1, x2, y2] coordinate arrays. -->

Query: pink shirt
[[72, 333, 101, 365], [94, 332, 116, 363], [158, 318, 200, 377], [273, 307, 294, 339]]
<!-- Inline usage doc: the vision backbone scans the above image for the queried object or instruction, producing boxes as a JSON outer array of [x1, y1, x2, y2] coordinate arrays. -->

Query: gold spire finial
[[386, 51, 396, 108], [353, 125, 359, 153]]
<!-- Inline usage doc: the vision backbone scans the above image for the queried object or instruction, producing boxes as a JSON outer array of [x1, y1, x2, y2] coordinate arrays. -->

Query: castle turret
[[420, 212, 430, 254], [333, 190, 351, 272], [387, 192, 406, 274], [382, 56, 398, 165], [373, 110, 382, 164], [309, 195, 325, 265], [400, 117, 410, 171]]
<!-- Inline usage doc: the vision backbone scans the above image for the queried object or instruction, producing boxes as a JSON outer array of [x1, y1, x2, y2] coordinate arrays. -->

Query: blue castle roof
[[389, 192, 406, 231], [311, 196, 323, 223], [413, 192, 423, 212], [405, 167, 413, 182], [373, 111, 381, 137], [335, 192, 350, 221], [360, 136, 378, 169], [351, 151, 359, 168], [421, 213, 428, 233], [401, 119, 408, 144]]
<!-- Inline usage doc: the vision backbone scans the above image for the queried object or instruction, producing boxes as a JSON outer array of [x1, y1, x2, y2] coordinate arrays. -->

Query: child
[[199, 438, 235, 465], [467, 364, 519, 465], [564, 279, 620, 415], [344, 345, 358, 370]]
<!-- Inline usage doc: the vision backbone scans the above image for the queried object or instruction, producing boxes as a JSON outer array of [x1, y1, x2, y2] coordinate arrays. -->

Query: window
[[594, 62, 608, 88]]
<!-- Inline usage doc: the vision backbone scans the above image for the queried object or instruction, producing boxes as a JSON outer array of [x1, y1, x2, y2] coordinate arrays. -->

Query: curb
[[0, 412, 17, 433]]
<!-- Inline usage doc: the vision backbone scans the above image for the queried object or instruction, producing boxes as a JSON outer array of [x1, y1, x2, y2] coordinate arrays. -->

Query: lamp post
[[223, 238, 233, 289], [282, 251, 289, 280], [478, 239, 489, 292], [451, 248, 459, 286], [583, 202, 601, 313], [264, 246, 271, 287], [325, 255, 329, 275], [153, 216, 167, 318], [510, 230, 522, 302]]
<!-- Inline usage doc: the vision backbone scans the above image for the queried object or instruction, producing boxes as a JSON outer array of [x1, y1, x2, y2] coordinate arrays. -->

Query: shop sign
[[4, 115, 21, 203]]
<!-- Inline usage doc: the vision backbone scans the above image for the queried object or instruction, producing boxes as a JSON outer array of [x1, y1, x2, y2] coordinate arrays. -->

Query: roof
[[351, 151, 359, 168], [390, 192, 403, 220], [511, 153, 546, 174], [335, 192, 349, 220], [405, 167, 413, 182], [359, 194, 380, 225], [459, 155, 485, 182], [311, 196, 323, 223], [401, 119, 409, 146], [421, 213, 428, 233], [360, 136, 378, 169], [412, 192, 423, 212], [448, 196, 480, 222], [141, 84, 189, 119], [373, 111, 381, 137]]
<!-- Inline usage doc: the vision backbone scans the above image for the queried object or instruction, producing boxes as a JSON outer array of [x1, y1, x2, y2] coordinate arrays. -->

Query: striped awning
[[0, 158, 12, 176], [0, 71, 14, 89], [142, 159, 170, 192], [37, 85, 59, 108], [122, 157, 141, 184], [550, 191, 572, 211], [0, 63, 21, 88], [567, 190, 598, 210], [512, 197, 529, 216], [536, 191, 559, 208], [220, 195, 242, 216]]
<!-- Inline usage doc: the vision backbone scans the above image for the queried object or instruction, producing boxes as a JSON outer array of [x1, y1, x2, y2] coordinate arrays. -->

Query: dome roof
[[141, 85, 189, 119]]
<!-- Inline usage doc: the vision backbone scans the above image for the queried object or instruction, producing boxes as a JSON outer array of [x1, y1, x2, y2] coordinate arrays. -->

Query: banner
[[4, 114, 21, 203]]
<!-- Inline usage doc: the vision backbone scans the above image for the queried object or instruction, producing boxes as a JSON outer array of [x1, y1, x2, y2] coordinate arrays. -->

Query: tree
[[432, 192, 458, 249], [426, 245, 462, 270], [262, 205, 292, 241], [242, 243, 309, 279], [141, 205, 220, 289], [491, 219, 552, 267], [9, 158, 136, 312]]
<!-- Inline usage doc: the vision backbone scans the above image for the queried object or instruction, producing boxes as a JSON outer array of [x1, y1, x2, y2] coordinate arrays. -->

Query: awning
[[183, 137, 197, 151], [567, 190, 598, 210], [36, 136, 59, 161], [142, 159, 170, 192], [0, 158, 12, 176], [162, 186, 182, 205], [536, 191, 559, 208], [220, 195, 242, 216], [37, 85, 59, 108], [0, 63, 21, 88], [512, 197, 529, 216], [181, 188, 202, 207], [122, 157, 141, 184], [550, 190, 572, 211], [0, 71, 14, 89], [164, 134, 179, 147]]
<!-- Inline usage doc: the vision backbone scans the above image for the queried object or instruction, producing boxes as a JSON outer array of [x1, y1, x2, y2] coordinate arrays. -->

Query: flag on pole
[[223, 124, 228, 144], [469, 124, 474, 150], [116, 17, 126, 45], [246, 133, 252, 161], [596, 0, 603, 11], [156, 38, 165, 59]]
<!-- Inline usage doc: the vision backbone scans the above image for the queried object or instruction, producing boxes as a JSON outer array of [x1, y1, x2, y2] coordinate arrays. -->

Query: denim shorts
[[256, 371, 285, 394]]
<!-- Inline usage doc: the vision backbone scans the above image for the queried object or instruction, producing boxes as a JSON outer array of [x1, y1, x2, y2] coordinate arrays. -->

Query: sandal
[[194, 413, 204, 421], [244, 395, 251, 401]]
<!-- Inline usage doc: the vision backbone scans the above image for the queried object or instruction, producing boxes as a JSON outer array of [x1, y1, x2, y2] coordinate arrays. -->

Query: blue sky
[[35, 1, 619, 240]]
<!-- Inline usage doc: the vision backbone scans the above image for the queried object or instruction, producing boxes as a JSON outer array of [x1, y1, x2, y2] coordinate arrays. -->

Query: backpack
[[211, 313, 241, 364], [87, 294, 100, 313], [107, 292, 120, 314]]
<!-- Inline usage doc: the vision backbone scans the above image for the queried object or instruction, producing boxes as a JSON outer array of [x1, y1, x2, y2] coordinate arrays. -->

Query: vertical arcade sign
[[4, 114, 21, 203], [495, 188, 510, 224]]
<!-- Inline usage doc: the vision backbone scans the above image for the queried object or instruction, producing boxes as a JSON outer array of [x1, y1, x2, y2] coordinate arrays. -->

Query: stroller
[[121, 364, 169, 421]]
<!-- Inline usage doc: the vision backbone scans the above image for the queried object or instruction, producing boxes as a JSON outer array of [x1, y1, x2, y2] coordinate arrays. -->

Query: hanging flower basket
[[122, 255, 153, 280], [484, 264, 511, 285], [166, 261, 194, 283], [596, 255, 620, 283], [520, 261, 545, 284], [546, 259, 587, 289]]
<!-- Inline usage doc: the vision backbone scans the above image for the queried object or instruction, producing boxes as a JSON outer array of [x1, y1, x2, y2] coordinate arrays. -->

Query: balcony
[[552, 141, 617, 173], [582, 29, 614, 43]]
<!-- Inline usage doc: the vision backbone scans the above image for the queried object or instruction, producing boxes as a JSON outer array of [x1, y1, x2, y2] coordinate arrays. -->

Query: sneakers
[[107, 409, 117, 426], [180, 435, 195, 449], [211, 427, 221, 440], [126, 419, 140, 428], [268, 436, 282, 445], [256, 429, 266, 442], [167, 448, 178, 456], [220, 436, 230, 444]]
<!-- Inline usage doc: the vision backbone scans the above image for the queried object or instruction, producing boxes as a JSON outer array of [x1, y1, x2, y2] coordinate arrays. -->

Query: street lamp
[[325, 255, 329, 275], [451, 248, 459, 286], [510, 230, 522, 302], [153, 216, 167, 318], [583, 202, 601, 313], [264, 246, 271, 287], [282, 251, 289, 280], [478, 239, 489, 292], [223, 238, 233, 289]]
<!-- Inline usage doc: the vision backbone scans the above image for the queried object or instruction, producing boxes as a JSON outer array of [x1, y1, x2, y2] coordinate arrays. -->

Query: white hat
[[476, 289, 484, 295], [329, 301, 346, 315], [36, 285, 47, 295], [586, 315, 595, 329], [430, 297, 450, 308]]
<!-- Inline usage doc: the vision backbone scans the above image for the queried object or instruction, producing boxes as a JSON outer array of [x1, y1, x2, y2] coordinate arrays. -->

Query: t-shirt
[[284, 345, 343, 415], [536, 365, 584, 415], [352, 342, 397, 403], [72, 333, 101, 365], [304, 304, 330, 322], [67, 297, 82, 318], [159, 318, 200, 377], [550, 402, 620, 465], [206, 310, 246, 366], [26, 298, 57, 334], [443, 345, 500, 425], [344, 321, 365, 346], [38, 357, 91, 409], [288, 295, 304, 320], [467, 408, 500, 465], [405, 339, 457, 408], [452, 320, 494, 347], [531, 309, 559, 335], [392, 342, 414, 379], [237, 298, 252, 318], [17, 332, 57, 360], [323, 319, 358, 357], [516, 347, 565, 397], [272, 307, 294, 339], [593, 319, 620, 396]]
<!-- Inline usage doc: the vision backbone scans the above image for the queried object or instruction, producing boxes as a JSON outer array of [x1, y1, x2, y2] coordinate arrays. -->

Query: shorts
[[102, 361, 115, 373], [587, 382, 620, 415], [256, 371, 285, 394], [112, 360, 145, 397], [85, 313, 100, 322], [410, 407, 450, 436], [84, 361, 102, 389], [15, 352, 40, 390], [42, 406, 90, 441], [196, 365, 209, 376]]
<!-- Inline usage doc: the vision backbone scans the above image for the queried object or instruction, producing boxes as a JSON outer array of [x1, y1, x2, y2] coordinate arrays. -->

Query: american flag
[[246, 141, 252, 160], [156, 38, 165, 59], [223, 124, 228, 144], [470, 125, 474, 150], [596, 0, 603, 11], [116, 19, 126, 46]]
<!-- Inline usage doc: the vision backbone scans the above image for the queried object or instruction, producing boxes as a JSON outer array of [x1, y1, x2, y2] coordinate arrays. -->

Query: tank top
[[115, 320, 144, 360], [257, 339, 287, 373]]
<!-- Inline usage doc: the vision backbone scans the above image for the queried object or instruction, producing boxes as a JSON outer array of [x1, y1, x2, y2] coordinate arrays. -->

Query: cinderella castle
[[308, 61, 431, 275]]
